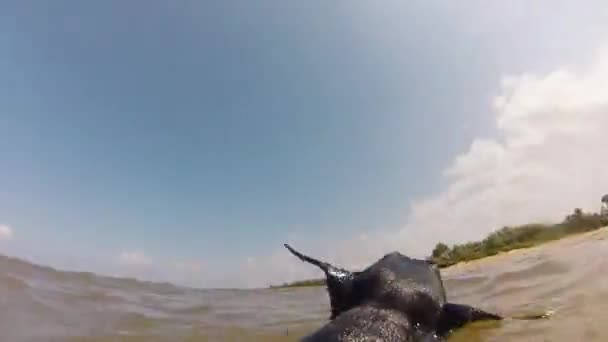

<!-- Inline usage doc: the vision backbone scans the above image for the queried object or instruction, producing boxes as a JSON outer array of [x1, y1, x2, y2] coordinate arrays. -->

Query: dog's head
[[284, 244, 503, 340]]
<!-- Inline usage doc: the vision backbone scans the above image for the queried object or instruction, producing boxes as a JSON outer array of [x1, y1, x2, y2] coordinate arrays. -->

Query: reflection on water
[[1, 228, 608, 341]]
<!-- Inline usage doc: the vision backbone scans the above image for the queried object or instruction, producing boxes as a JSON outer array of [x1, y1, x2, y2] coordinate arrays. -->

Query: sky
[[1, 1, 608, 288]]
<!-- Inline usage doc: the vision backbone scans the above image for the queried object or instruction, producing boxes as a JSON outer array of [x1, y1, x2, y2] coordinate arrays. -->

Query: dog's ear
[[284, 244, 356, 319]]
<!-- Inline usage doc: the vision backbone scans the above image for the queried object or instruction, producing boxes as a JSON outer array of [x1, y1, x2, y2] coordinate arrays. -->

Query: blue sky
[[1, 1, 608, 288]]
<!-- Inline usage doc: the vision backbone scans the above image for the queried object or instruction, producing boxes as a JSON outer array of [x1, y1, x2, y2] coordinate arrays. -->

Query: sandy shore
[[440, 226, 608, 276]]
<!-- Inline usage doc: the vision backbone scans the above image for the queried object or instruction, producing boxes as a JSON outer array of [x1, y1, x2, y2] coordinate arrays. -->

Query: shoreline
[[272, 226, 608, 289], [440, 226, 608, 275]]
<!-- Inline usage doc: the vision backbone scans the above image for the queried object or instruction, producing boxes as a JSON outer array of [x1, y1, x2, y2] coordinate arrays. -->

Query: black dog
[[284, 244, 502, 341]]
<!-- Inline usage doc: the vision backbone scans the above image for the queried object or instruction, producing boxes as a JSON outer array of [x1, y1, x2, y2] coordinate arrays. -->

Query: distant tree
[[431, 242, 450, 258], [566, 208, 585, 223]]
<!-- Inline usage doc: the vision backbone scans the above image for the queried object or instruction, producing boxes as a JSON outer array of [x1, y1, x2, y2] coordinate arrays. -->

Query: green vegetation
[[271, 208, 608, 288], [269, 278, 325, 289], [429, 208, 608, 268]]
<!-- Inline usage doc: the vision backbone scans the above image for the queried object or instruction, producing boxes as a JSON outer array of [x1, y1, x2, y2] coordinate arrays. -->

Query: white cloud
[[405, 45, 608, 249], [235, 44, 608, 289], [174, 260, 205, 273], [117, 251, 151, 267], [0, 224, 13, 240]]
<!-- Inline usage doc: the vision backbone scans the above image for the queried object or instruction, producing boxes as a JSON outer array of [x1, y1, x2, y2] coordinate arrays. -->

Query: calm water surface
[[2, 228, 608, 341]]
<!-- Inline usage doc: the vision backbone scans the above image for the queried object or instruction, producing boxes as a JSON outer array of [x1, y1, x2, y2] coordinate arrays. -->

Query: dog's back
[[302, 305, 438, 342]]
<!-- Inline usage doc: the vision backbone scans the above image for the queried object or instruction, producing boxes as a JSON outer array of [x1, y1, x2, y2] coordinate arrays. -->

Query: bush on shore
[[269, 278, 325, 288], [428, 208, 608, 268]]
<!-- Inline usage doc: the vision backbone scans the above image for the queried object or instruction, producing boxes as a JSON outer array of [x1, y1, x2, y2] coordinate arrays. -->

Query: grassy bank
[[271, 208, 608, 288], [429, 208, 608, 268], [269, 278, 325, 289]]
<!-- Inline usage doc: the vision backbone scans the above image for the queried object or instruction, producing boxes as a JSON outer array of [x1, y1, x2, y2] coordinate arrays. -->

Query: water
[[2, 228, 608, 341]]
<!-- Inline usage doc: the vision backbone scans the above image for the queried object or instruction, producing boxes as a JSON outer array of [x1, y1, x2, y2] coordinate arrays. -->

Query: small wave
[[170, 304, 212, 315], [491, 259, 570, 284], [443, 275, 488, 288], [0, 274, 28, 291]]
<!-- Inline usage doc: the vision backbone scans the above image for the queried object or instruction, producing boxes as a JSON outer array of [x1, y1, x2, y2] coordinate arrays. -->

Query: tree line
[[428, 208, 608, 267]]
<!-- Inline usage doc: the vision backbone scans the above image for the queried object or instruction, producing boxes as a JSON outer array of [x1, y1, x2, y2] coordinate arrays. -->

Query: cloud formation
[[0, 224, 13, 241], [117, 251, 151, 267], [173, 260, 205, 273], [236, 44, 608, 288], [404, 46, 608, 249]]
